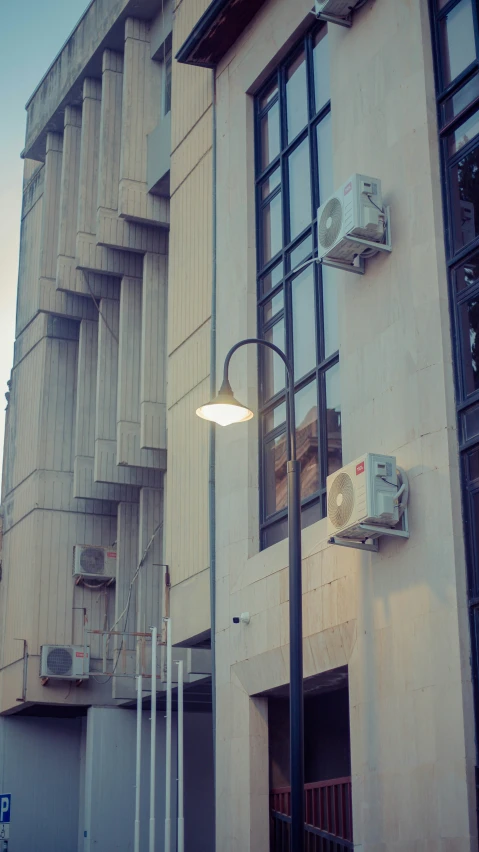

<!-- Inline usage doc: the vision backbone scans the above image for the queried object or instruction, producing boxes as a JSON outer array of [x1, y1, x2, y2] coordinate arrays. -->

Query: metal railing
[[270, 777, 353, 851]]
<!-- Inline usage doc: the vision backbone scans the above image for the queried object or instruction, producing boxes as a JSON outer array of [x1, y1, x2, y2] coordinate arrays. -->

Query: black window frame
[[254, 23, 341, 549], [430, 0, 479, 775]]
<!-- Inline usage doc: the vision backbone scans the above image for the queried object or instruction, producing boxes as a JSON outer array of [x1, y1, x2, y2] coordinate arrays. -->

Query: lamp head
[[196, 378, 254, 427]]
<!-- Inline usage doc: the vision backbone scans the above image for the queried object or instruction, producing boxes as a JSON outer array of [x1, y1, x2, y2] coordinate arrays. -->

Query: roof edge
[[175, 0, 230, 66], [25, 0, 97, 109]]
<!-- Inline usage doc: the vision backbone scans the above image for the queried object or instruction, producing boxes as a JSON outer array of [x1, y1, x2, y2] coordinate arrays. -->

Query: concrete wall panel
[[0, 716, 82, 852]]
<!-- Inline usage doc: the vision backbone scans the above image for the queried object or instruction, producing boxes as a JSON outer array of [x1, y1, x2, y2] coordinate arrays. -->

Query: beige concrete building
[[170, 0, 479, 848], [2, 0, 479, 849]]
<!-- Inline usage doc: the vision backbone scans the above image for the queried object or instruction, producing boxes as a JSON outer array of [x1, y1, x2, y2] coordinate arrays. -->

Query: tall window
[[255, 25, 342, 549], [430, 0, 479, 766]]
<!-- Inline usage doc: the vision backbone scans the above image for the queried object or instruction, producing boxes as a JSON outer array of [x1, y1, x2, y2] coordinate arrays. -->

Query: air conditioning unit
[[327, 453, 400, 539], [73, 545, 116, 582], [314, 0, 357, 17], [317, 174, 387, 266], [40, 645, 90, 680]]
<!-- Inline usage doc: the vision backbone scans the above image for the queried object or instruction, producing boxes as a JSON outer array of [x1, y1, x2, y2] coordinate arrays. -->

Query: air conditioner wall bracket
[[321, 206, 392, 276], [328, 504, 409, 552], [314, 11, 352, 27]]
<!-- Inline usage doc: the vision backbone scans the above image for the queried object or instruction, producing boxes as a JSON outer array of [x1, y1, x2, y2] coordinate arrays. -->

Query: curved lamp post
[[196, 337, 304, 852]]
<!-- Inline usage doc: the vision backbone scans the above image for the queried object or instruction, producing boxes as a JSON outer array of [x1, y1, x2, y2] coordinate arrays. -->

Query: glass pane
[[460, 296, 479, 393], [295, 381, 319, 500], [260, 80, 278, 109], [290, 234, 313, 272], [264, 402, 287, 436], [440, 0, 476, 86], [262, 517, 288, 548], [262, 192, 283, 264], [455, 251, 479, 290], [292, 267, 316, 379], [326, 364, 342, 475], [451, 145, 479, 251], [262, 167, 281, 200], [301, 500, 323, 531], [470, 491, 479, 592], [317, 113, 334, 203], [264, 432, 288, 516], [286, 51, 308, 142], [449, 109, 479, 154], [262, 500, 322, 547], [288, 138, 312, 240], [464, 405, 479, 442], [261, 263, 283, 296], [444, 73, 479, 123], [322, 264, 339, 357], [263, 289, 284, 324], [313, 28, 330, 113], [261, 103, 280, 170], [263, 319, 285, 400]]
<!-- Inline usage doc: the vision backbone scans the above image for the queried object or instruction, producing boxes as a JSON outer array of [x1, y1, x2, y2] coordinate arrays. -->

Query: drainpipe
[[209, 67, 217, 852]]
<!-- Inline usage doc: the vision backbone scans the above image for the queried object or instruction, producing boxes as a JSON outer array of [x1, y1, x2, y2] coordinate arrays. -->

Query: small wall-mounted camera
[[232, 612, 250, 626]]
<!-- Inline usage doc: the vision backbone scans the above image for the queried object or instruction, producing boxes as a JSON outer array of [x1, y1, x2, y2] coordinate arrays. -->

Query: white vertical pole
[[134, 664, 142, 852], [164, 617, 172, 852], [149, 627, 157, 852], [176, 660, 184, 852]]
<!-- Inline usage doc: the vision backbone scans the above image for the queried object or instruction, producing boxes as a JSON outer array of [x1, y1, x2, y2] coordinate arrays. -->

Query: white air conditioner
[[314, 0, 357, 17], [317, 174, 387, 266], [327, 453, 400, 539], [40, 645, 90, 680], [73, 545, 116, 582]]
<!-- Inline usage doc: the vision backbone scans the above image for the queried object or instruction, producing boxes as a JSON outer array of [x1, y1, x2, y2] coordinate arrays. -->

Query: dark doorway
[[267, 667, 353, 850]]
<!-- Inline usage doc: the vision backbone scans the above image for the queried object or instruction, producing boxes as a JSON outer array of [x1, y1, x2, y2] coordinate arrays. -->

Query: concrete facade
[[1, 2, 173, 713], [169, 0, 479, 850], [210, 0, 476, 847]]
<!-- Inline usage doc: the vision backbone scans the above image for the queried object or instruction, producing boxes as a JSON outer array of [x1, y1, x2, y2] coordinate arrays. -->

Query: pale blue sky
[[0, 0, 89, 473]]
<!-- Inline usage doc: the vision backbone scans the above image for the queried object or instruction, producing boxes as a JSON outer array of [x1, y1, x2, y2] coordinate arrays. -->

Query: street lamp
[[196, 337, 305, 852]]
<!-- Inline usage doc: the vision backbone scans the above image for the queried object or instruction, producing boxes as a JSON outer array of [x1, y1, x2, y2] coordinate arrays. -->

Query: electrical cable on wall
[[91, 523, 164, 684], [82, 272, 119, 344]]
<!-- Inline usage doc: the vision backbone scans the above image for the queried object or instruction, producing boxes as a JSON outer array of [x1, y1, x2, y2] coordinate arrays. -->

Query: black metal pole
[[221, 338, 304, 852], [288, 458, 304, 852]]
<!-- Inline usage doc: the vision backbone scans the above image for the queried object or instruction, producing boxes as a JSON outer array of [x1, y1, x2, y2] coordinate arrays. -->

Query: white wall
[[0, 714, 83, 851], [0, 705, 214, 852], [211, 0, 477, 848], [83, 705, 178, 852], [83, 705, 214, 852]]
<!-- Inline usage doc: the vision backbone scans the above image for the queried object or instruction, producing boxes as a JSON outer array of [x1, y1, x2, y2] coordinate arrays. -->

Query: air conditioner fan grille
[[318, 197, 343, 249], [79, 547, 105, 575], [328, 471, 355, 529], [47, 647, 73, 676]]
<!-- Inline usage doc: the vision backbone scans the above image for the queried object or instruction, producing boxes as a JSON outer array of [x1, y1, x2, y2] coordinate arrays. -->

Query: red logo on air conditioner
[[356, 461, 365, 476], [76, 652, 85, 658], [344, 181, 353, 196], [107, 552, 117, 558]]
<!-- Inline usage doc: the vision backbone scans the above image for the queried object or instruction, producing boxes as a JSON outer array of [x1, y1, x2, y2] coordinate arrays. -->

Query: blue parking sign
[[0, 795, 11, 824]]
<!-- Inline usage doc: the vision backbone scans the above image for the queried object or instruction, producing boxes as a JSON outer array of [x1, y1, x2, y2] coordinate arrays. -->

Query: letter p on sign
[[0, 794, 11, 823]]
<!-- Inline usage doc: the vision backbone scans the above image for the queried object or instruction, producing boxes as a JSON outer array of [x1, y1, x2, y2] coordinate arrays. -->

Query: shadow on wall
[[269, 685, 351, 788]]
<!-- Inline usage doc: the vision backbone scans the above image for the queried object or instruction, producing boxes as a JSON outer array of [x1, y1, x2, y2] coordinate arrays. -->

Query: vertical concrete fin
[[141, 252, 167, 451]]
